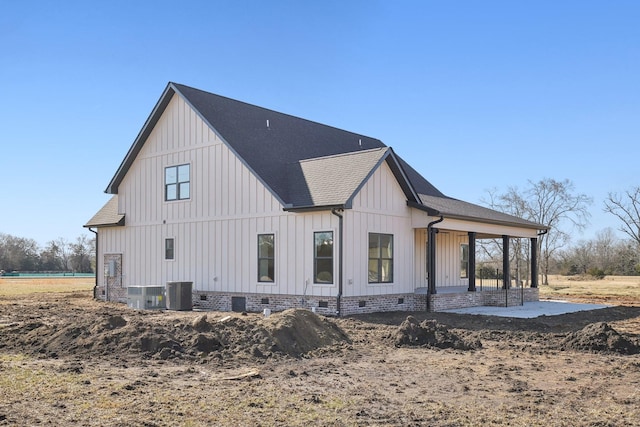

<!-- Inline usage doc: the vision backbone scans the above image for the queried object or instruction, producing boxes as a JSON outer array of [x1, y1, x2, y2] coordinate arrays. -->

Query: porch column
[[502, 235, 510, 289], [428, 227, 438, 294], [530, 237, 538, 288], [468, 232, 476, 292]]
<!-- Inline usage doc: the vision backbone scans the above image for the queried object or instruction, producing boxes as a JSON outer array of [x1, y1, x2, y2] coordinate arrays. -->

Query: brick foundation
[[428, 288, 539, 311], [191, 290, 427, 316], [96, 286, 539, 315]]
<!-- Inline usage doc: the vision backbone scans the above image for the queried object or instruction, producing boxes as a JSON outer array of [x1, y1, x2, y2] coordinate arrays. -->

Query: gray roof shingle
[[100, 82, 547, 231], [84, 196, 124, 228], [172, 83, 389, 205], [419, 194, 544, 229], [287, 147, 389, 208]]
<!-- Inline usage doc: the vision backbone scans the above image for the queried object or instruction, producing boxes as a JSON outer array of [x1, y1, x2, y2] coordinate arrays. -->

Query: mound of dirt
[[263, 309, 351, 356], [392, 316, 481, 350], [0, 307, 351, 363], [561, 322, 639, 355]]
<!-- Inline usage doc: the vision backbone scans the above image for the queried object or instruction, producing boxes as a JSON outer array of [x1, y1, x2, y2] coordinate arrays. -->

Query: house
[[84, 82, 548, 315]]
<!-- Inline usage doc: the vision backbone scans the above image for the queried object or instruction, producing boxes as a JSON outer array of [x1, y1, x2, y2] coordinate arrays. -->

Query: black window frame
[[165, 164, 190, 201], [257, 233, 275, 283], [313, 231, 334, 284], [165, 238, 175, 260], [368, 233, 394, 283]]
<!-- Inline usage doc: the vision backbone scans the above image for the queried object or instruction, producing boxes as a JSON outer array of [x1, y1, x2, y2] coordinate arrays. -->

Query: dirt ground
[[1, 290, 639, 426]]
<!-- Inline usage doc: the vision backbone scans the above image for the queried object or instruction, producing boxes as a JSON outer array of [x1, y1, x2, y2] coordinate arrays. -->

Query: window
[[258, 234, 275, 282], [369, 233, 393, 283], [165, 238, 174, 260], [314, 231, 333, 284], [460, 243, 469, 278], [165, 164, 190, 201]]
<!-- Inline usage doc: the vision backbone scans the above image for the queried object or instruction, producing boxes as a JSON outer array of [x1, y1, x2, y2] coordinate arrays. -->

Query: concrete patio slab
[[442, 300, 610, 318]]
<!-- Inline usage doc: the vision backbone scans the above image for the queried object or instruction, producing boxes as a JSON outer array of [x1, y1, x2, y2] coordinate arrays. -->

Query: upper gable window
[[165, 164, 190, 201]]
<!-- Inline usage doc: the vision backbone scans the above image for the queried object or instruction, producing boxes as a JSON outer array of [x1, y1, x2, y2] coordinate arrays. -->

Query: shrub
[[587, 268, 606, 280]]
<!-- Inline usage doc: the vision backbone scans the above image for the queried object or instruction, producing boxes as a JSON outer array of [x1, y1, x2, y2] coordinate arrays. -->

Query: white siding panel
[[111, 94, 288, 288], [344, 162, 414, 297], [109, 94, 439, 302], [432, 231, 469, 288]]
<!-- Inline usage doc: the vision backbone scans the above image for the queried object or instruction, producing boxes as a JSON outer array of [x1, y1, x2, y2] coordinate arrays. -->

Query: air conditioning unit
[[127, 286, 166, 310], [166, 281, 193, 311]]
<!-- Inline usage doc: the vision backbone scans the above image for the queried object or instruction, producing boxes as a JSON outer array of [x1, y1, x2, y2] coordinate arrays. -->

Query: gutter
[[331, 208, 344, 317], [432, 212, 547, 231], [284, 204, 345, 213], [88, 227, 98, 299]]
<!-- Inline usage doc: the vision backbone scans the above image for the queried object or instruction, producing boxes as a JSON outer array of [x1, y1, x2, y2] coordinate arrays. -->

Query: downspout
[[426, 216, 444, 309], [331, 208, 344, 317], [88, 227, 98, 300]]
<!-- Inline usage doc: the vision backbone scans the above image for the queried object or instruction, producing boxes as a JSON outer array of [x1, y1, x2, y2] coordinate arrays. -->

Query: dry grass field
[[1, 276, 639, 426], [541, 274, 640, 305], [0, 276, 94, 296]]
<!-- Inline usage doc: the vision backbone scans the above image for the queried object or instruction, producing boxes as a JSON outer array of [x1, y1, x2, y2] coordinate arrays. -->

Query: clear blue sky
[[1, 0, 638, 246]]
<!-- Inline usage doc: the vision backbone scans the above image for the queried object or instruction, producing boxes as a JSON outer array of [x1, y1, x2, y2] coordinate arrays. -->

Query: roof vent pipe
[[266, 119, 270, 129]]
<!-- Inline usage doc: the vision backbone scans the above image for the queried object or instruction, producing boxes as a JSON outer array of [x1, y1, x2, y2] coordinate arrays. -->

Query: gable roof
[[286, 147, 389, 209], [104, 82, 547, 231]]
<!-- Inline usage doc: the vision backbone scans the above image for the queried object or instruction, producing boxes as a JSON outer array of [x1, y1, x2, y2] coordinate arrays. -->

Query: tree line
[[0, 234, 95, 274]]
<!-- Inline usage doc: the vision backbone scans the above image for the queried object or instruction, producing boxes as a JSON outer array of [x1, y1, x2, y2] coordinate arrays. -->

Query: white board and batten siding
[[99, 94, 345, 298], [345, 161, 415, 297], [100, 93, 484, 300], [413, 229, 469, 289]]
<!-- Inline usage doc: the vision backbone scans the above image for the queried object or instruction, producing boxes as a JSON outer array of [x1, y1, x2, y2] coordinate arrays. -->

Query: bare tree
[[54, 237, 71, 271], [593, 228, 617, 274], [604, 186, 640, 248], [483, 178, 592, 285], [69, 235, 95, 273], [525, 179, 592, 284], [560, 239, 594, 275], [40, 240, 64, 271]]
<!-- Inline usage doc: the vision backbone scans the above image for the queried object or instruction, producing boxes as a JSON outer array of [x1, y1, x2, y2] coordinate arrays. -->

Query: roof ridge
[[297, 147, 387, 164]]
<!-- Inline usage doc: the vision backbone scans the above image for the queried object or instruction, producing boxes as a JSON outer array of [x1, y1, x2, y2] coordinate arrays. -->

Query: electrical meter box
[[127, 286, 166, 310]]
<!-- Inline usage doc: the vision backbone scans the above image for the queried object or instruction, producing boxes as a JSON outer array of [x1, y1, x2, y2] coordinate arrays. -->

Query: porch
[[415, 285, 540, 312], [412, 215, 544, 311]]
